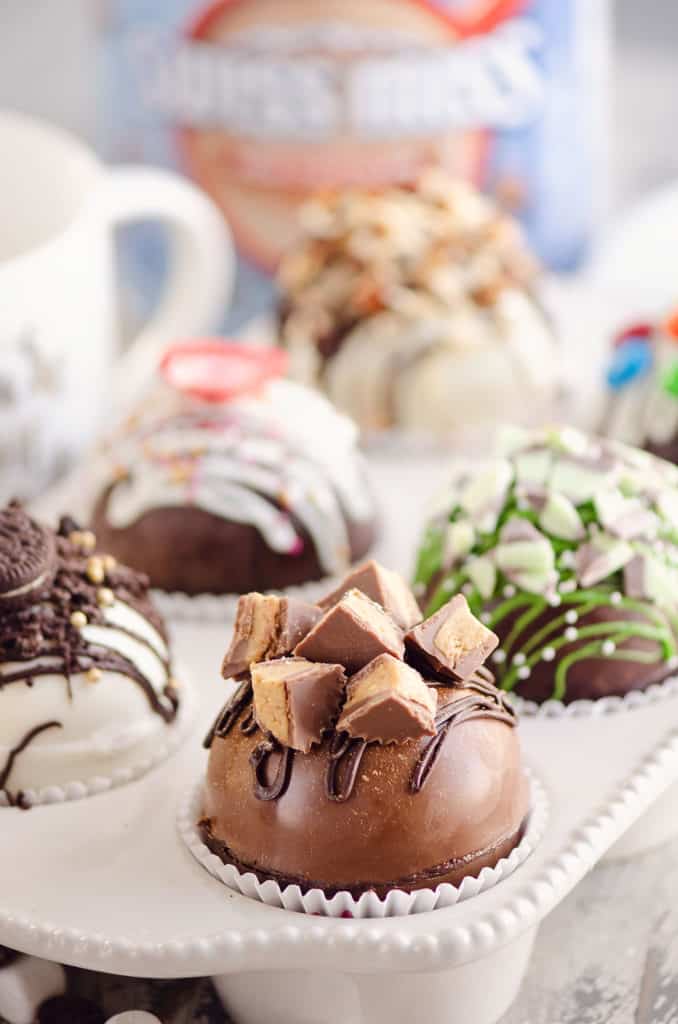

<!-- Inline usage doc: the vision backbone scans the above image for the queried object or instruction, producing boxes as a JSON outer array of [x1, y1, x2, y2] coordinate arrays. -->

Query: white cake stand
[[2, 622, 678, 1024]]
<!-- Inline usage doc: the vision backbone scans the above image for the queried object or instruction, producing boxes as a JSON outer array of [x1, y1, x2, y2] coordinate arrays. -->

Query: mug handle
[[93, 166, 235, 410]]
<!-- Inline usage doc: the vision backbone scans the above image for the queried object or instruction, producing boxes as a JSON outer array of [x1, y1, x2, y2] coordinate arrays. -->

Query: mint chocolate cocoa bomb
[[200, 561, 528, 898], [414, 427, 678, 704]]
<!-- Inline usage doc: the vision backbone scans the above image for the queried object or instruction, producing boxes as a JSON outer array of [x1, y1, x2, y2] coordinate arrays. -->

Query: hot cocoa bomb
[[200, 561, 528, 897], [414, 426, 678, 704], [91, 342, 376, 595], [0, 503, 180, 807]]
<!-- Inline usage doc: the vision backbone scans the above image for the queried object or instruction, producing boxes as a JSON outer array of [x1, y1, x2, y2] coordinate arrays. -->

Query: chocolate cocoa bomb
[[92, 497, 375, 596], [91, 374, 377, 595], [201, 681, 527, 896]]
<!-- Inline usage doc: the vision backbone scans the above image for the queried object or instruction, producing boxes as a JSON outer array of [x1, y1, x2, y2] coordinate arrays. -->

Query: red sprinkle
[[613, 322, 655, 347], [160, 340, 288, 403]]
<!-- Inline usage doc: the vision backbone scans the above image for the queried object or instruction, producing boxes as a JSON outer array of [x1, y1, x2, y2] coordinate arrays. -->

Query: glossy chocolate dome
[[201, 683, 528, 896]]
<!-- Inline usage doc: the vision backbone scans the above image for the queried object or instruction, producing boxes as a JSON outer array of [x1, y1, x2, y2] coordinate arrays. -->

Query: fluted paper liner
[[507, 674, 678, 719], [178, 775, 547, 919]]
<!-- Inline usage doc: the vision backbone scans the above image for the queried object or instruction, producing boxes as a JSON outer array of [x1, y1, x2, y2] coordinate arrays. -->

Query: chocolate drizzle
[[207, 672, 516, 805], [250, 738, 295, 801], [325, 731, 368, 803], [410, 679, 516, 794], [203, 679, 253, 748], [0, 721, 62, 808], [0, 517, 176, 724]]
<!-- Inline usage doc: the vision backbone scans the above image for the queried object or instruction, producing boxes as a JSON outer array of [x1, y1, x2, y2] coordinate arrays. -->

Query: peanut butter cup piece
[[406, 594, 498, 682], [0, 503, 56, 609], [251, 657, 346, 753], [294, 588, 404, 673], [222, 594, 322, 678], [337, 654, 436, 744], [319, 560, 422, 629]]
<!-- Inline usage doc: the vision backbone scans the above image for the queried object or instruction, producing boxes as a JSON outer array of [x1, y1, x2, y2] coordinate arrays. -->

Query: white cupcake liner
[[0, 672, 195, 809], [151, 573, 347, 623], [506, 672, 678, 719], [178, 774, 547, 919]]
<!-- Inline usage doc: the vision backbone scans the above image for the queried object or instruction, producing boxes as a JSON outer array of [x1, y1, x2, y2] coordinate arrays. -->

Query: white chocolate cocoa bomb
[[0, 510, 180, 806], [279, 170, 559, 439]]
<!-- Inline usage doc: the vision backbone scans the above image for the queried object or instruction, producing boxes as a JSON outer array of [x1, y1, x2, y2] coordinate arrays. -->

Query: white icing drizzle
[[105, 380, 372, 576], [0, 600, 175, 796]]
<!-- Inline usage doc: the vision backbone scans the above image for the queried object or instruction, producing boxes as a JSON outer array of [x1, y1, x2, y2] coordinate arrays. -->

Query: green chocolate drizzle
[[414, 428, 678, 701]]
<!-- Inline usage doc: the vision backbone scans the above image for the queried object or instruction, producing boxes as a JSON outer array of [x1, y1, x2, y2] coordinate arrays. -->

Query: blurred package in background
[[98, 0, 611, 327]]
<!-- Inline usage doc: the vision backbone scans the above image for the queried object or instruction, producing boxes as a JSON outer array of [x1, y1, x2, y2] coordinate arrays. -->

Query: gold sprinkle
[[70, 611, 87, 628], [86, 557, 105, 585], [97, 587, 115, 607], [103, 555, 117, 572], [81, 530, 96, 552], [69, 530, 96, 552], [113, 465, 129, 482], [168, 677, 181, 691], [86, 668, 102, 684], [170, 463, 191, 484]]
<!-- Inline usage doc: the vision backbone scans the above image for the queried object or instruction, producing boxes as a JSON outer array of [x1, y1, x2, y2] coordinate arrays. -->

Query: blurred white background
[[0, 0, 676, 229]]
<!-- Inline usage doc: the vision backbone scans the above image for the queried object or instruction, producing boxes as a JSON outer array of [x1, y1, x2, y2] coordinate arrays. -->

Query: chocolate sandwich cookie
[[0, 502, 56, 609]]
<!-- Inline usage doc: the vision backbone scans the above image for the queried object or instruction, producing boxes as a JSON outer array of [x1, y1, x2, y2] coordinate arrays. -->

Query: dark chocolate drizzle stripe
[[250, 738, 295, 801], [0, 518, 176, 723], [1, 721, 62, 808], [0, 646, 176, 723], [206, 675, 515, 804], [203, 679, 253, 748], [410, 681, 515, 794], [326, 731, 368, 804], [88, 623, 172, 673]]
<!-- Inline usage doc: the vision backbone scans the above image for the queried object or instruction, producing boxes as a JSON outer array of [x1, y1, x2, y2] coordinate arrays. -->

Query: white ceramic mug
[[0, 110, 234, 502]]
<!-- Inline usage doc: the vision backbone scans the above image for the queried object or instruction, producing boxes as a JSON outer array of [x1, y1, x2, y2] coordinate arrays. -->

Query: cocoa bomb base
[[201, 684, 529, 897], [491, 603, 675, 705], [91, 496, 376, 596]]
